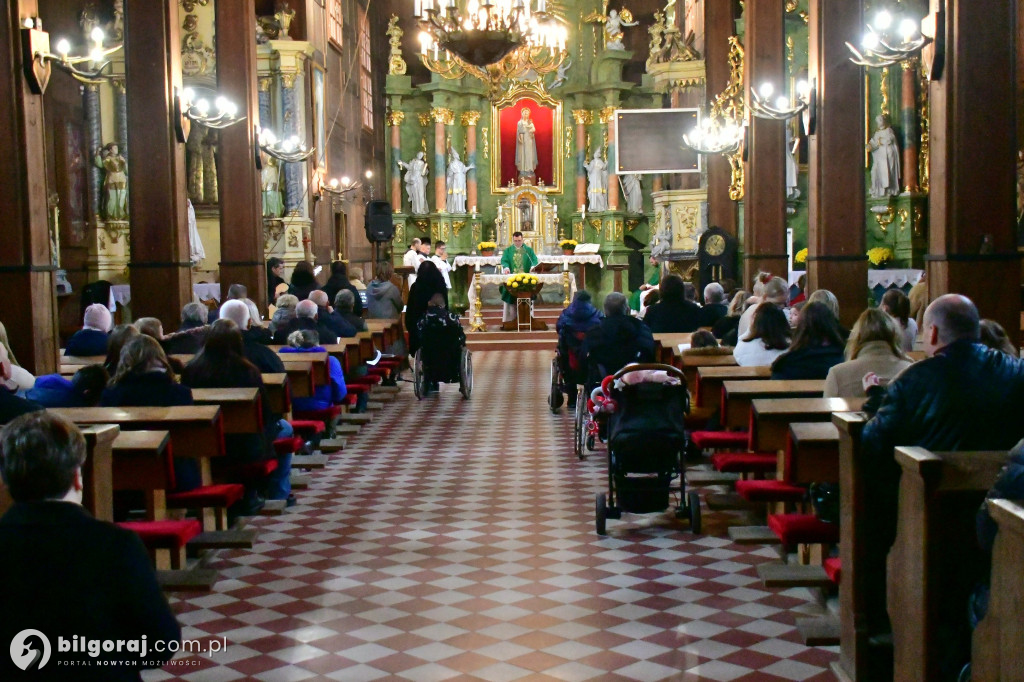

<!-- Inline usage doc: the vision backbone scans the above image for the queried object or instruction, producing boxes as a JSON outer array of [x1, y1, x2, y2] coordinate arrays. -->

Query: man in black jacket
[[321, 261, 363, 316], [0, 412, 181, 680], [860, 294, 1024, 662], [582, 293, 656, 391], [643, 275, 702, 333], [698, 282, 729, 328], [309, 290, 356, 340]]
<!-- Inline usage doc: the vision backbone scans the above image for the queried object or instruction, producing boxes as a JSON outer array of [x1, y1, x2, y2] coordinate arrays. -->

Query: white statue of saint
[[515, 108, 538, 176], [605, 9, 638, 51], [620, 173, 643, 213], [785, 125, 800, 200], [584, 150, 609, 212], [550, 57, 572, 89], [398, 151, 429, 214], [867, 114, 901, 198], [445, 149, 475, 214]]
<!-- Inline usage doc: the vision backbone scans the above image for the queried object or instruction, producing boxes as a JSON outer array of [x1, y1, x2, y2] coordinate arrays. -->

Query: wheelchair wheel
[[687, 491, 702, 534], [413, 350, 424, 400], [574, 391, 586, 460], [596, 492, 607, 536], [459, 349, 473, 400], [548, 358, 564, 413]]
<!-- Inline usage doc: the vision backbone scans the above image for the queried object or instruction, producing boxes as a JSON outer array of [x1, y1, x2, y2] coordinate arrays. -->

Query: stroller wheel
[[687, 491, 702, 534], [548, 357, 563, 412], [413, 351, 423, 400], [460, 348, 473, 400], [596, 493, 607, 536], [586, 434, 596, 451], [574, 397, 586, 460]]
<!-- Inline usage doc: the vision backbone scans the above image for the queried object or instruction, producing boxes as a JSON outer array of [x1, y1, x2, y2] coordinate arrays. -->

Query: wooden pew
[[652, 333, 692, 365], [678, 352, 737, 388], [60, 354, 105, 366], [751, 397, 866, 455], [192, 387, 261, 434], [972, 498, 1024, 681], [695, 365, 770, 410], [262, 373, 289, 415], [172, 352, 325, 396], [889, 447, 1009, 682], [722, 379, 825, 431]]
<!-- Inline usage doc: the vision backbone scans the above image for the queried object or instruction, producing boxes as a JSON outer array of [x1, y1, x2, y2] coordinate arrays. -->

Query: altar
[[467, 272, 578, 331]]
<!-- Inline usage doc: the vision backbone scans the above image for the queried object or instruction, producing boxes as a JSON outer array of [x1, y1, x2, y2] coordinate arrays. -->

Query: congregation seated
[[161, 302, 210, 355], [26, 365, 108, 408], [582, 292, 655, 389], [321, 261, 363, 316], [241, 298, 273, 344], [266, 256, 286, 304], [824, 308, 912, 397], [273, 299, 320, 345], [732, 303, 790, 367], [979, 318, 1018, 357], [0, 343, 42, 424], [770, 302, 846, 380], [269, 293, 298, 335], [181, 320, 293, 506], [790, 273, 807, 306], [712, 289, 750, 344], [280, 329, 347, 412], [366, 260, 403, 320], [0, 412, 180, 678], [881, 288, 917, 352], [219, 300, 285, 374], [737, 272, 784, 338], [333, 290, 367, 333], [644, 275, 702, 333], [309, 290, 355, 341], [103, 324, 140, 375], [407, 261, 448, 357], [207, 283, 247, 323], [860, 294, 1024, 645], [697, 282, 728, 328], [65, 303, 112, 357], [556, 291, 602, 403], [349, 267, 367, 294], [288, 261, 319, 301], [100, 336, 200, 491]]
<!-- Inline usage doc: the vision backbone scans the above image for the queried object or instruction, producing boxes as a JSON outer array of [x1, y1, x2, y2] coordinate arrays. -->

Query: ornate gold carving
[[879, 67, 890, 117], [565, 126, 573, 158], [181, 12, 215, 77], [430, 222, 440, 243], [589, 218, 602, 231], [728, 153, 745, 201], [670, 78, 703, 90], [431, 107, 455, 125], [707, 37, 747, 201], [386, 110, 405, 126], [784, 0, 798, 11], [417, 112, 432, 127], [180, 0, 209, 12], [110, 77, 126, 93], [626, 218, 640, 231], [673, 205, 701, 252], [614, 220, 623, 243], [258, 76, 273, 92], [394, 221, 405, 244], [599, 106, 616, 124], [413, 218, 429, 232], [912, 205, 925, 237], [573, 220, 584, 243], [461, 111, 481, 126], [786, 35, 795, 76], [420, 48, 566, 102], [919, 69, 930, 194], [452, 220, 467, 236], [490, 81, 564, 194], [287, 228, 299, 248], [264, 219, 285, 246], [480, 128, 489, 159], [571, 109, 593, 126], [897, 208, 910, 232], [873, 205, 896, 235], [386, 15, 406, 75], [281, 73, 297, 89]]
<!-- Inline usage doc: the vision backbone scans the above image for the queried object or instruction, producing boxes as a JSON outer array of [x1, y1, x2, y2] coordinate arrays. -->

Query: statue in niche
[[261, 154, 283, 218], [445, 149, 474, 214], [398, 151, 429, 215], [110, 0, 124, 41], [621, 173, 643, 213], [517, 196, 534, 231], [201, 130, 218, 202], [515, 108, 538, 177], [275, 1, 296, 40], [646, 11, 667, 68], [95, 143, 128, 222], [650, 209, 672, 258], [867, 114, 901, 198], [186, 124, 206, 202], [604, 9, 638, 50], [785, 125, 800, 200], [584, 150, 609, 212]]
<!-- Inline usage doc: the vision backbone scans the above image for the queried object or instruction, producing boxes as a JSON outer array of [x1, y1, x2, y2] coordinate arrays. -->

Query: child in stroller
[[414, 294, 472, 399]]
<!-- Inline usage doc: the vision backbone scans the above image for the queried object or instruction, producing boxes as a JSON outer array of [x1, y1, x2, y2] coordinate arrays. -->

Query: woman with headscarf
[[406, 260, 448, 357]]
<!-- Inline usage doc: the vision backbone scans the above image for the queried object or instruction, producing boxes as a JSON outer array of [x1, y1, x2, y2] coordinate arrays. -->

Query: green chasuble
[[629, 269, 661, 311], [499, 244, 540, 304]]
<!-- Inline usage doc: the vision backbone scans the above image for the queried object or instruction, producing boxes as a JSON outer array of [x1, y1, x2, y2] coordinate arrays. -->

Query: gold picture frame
[[490, 81, 563, 195]]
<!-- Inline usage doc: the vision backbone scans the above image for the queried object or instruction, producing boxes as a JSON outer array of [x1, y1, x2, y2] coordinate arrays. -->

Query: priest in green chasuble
[[500, 231, 540, 322]]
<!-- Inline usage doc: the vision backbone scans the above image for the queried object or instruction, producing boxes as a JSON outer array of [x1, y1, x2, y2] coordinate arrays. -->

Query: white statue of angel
[[605, 9, 638, 51]]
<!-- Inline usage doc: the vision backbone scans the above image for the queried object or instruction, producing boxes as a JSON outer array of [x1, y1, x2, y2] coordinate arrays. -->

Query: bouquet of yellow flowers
[[795, 247, 808, 265], [477, 241, 497, 254], [506, 273, 540, 292], [558, 239, 578, 251], [866, 246, 894, 267]]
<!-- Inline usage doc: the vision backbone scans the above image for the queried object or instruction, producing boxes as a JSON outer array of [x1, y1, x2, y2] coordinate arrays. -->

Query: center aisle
[[147, 350, 837, 681]]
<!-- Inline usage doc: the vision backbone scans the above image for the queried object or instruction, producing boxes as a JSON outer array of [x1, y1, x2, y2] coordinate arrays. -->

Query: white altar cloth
[[788, 269, 923, 289], [110, 283, 223, 310], [453, 254, 605, 269], [467, 273, 577, 322]]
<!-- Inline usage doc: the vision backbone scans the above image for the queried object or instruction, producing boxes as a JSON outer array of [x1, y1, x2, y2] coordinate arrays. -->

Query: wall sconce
[[683, 117, 744, 156], [317, 175, 361, 202], [173, 86, 243, 142], [846, 5, 934, 70], [259, 127, 315, 163], [749, 81, 811, 122], [21, 18, 120, 94]]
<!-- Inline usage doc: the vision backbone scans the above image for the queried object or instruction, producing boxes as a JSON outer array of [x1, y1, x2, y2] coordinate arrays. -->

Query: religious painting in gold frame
[[490, 82, 563, 194]]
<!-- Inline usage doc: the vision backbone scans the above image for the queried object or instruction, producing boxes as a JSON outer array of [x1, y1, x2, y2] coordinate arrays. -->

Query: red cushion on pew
[[349, 375, 382, 385], [288, 420, 325, 437], [344, 384, 370, 394], [343, 394, 358, 407], [824, 557, 841, 585], [691, 430, 750, 450], [118, 520, 202, 549], [293, 405, 342, 423], [273, 436, 304, 456], [767, 513, 839, 546], [735, 479, 806, 503], [710, 452, 777, 474], [167, 483, 245, 510]]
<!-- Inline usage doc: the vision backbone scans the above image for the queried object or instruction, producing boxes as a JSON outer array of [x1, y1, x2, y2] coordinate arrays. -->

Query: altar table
[[467, 272, 577, 330]]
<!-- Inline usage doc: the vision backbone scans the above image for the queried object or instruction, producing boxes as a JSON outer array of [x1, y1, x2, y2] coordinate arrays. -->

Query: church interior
[[1, 0, 1024, 680]]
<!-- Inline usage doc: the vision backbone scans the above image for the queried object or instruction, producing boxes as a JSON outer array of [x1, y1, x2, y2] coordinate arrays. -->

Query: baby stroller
[[413, 308, 472, 400], [594, 364, 700, 535]]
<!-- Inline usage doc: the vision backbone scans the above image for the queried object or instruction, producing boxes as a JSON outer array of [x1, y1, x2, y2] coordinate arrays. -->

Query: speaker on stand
[[365, 200, 393, 272]]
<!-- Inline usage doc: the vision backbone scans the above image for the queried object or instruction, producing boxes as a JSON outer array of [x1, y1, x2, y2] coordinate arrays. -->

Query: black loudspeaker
[[365, 201, 394, 242]]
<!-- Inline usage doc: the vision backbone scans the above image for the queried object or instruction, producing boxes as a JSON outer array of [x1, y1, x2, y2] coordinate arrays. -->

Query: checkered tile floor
[[145, 350, 838, 681]]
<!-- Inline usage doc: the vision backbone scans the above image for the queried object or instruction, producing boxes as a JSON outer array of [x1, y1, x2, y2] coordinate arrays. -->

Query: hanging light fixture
[[748, 79, 814, 123], [259, 128, 315, 163], [683, 117, 744, 156], [22, 18, 121, 93], [173, 87, 243, 143], [847, 4, 930, 68]]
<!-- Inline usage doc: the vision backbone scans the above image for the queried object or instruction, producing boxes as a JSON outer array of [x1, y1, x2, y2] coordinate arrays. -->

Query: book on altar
[[573, 243, 600, 254], [532, 262, 560, 273]]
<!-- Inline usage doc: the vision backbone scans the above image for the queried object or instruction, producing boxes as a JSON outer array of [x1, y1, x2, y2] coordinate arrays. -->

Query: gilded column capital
[[386, 110, 406, 126], [281, 73, 297, 89], [571, 109, 593, 126], [461, 110, 481, 126], [431, 107, 455, 125], [418, 112, 432, 127], [258, 76, 274, 92], [599, 106, 616, 124], [110, 77, 126, 93]]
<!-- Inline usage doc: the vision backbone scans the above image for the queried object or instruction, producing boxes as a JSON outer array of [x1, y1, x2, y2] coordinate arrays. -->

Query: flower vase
[[562, 249, 574, 256], [481, 249, 494, 257]]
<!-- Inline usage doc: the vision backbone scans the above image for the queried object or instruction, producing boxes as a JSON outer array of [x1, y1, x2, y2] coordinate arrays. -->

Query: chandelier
[[415, 0, 567, 92], [846, 4, 929, 68]]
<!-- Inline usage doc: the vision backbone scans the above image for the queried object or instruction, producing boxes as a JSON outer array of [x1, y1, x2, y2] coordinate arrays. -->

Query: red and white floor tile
[[145, 350, 838, 681]]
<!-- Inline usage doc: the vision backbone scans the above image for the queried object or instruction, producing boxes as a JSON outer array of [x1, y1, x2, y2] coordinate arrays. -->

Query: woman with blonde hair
[[712, 290, 750, 345], [824, 308, 912, 397]]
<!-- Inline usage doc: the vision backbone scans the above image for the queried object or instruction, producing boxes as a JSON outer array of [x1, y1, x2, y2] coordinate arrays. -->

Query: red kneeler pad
[[167, 484, 245, 510], [273, 435, 304, 456], [735, 479, 807, 503], [691, 430, 750, 450], [824, 557, 842, 585], [767, 513, 839, 546], [118, 519, 202, 550], [710, 452, 777, 474], [293, 404, 342, 424], [288, 420, 325, 438]]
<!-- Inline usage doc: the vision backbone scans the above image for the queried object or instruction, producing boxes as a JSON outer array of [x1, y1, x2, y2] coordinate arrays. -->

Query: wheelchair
[[549, 330, 587, 414], [413, 317, 472, 400]]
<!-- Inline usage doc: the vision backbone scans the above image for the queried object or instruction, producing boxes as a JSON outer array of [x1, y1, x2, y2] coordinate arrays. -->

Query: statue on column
[[584, 150, 609, 212], [646, 11, 667, 68], [515, 108, 538, 178], [95, 143, 128, 221], [398, 151, 430, 215], [261, 154, 283, 218], [446, 149, 474, 214], [621, 173, 643, 213], [785, 125, 800, 200], [867, 114, 901, 198], [604, 9, 638, 51]]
